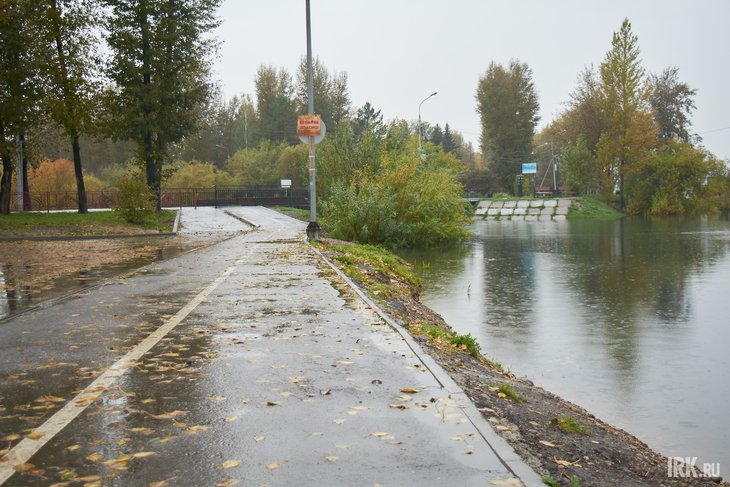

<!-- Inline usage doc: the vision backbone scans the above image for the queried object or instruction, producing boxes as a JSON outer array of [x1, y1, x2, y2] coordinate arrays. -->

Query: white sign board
[[281, 179, 292, 189]]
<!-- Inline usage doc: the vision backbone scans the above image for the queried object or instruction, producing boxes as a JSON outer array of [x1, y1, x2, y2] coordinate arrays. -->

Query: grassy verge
[[0, 210, 177, 235], [270, 206, 309, 222], [567, 196, 623, 219]]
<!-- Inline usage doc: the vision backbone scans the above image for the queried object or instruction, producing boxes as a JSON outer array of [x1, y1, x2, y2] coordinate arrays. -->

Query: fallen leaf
[[221, 460, 241, 469], [325, 455, 338, 463], [13, 463, 35, 473], [350, 406, 368, 411], [76, 476, 102, 482], [25, 431, 44, 440], [400, 388, 420, 394], [262, 401, 280, 407], [319, 389, 331, 396], [67, 444, 81, 452], [225, 416, 238, 423], [59, 469, 77, 481], [208, 396, 226, 402], [216, 479, 238, 487], [186, 425, 209, 434], [132, 452, 156, 458], [489, 478, 522, 486], [86, 453, 104, 462], [254, 436, 266, 443], [266, 460, 285, 470], [103, 456, 130, 466], [370, 432, 390, 437], [554, 457, 582, 468], [539, 440, 558, 448], [333, 419, 345, 425], [2, 433, 21, 442], [388, 403, 408, 410]]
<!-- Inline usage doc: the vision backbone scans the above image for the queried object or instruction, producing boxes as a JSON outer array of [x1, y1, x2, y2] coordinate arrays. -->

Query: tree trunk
[[0, 122, 13, 214], [141, 9, 160, 211], [72, 132, 88, 213], [21, 134, 31, 210]]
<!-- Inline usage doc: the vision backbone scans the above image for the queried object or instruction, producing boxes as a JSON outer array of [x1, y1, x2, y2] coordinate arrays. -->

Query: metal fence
[[7, 186, 310, 212]]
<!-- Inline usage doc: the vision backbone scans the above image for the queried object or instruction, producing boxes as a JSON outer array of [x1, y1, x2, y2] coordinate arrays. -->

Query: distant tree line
[[4, 7, 727, 221], [475, 18, 729, 215]]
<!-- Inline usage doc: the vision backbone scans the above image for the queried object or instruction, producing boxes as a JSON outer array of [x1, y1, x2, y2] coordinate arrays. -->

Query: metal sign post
[[304, 0, 322, 241]]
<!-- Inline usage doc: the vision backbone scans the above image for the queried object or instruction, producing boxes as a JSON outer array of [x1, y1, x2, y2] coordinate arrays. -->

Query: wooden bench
[[559, 186, 577, 196], [535, 186, 553, 197]]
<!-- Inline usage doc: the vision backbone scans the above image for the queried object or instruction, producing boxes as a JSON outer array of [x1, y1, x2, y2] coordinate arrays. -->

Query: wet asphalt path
[[0, 207, 538, 486]]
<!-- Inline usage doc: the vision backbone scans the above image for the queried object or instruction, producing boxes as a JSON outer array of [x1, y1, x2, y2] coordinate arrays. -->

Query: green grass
[[418, 324, 490, 362], [567, 196, 623, 219], [0, 210, 177, 234], [552, 416, 592, 435], [331, 243, 421, 289], [490, 383, 524, 403], [450, 332, 482, 359], [271, 206, 309, 222], [420, 323, 450, 340], [542, 476, 561, 487]]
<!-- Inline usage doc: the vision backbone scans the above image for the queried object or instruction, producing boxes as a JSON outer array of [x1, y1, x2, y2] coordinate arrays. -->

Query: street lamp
[[418, 91, 438, 152], [214, 144, 229, 162]]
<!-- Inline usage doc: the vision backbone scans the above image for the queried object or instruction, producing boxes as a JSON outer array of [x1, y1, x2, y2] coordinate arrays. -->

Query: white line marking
[[0, 252, 250, 485]]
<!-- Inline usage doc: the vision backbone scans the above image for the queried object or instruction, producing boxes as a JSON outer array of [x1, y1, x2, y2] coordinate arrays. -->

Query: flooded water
[[0, 238, 194, 321], [402, 216, 730, 469]]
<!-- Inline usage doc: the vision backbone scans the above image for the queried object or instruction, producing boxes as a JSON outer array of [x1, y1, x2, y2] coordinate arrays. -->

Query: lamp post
[[418, 91, 438, 152]]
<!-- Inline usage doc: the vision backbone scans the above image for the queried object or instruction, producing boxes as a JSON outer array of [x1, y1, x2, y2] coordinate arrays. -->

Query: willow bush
[[321, 138, 470, 248]]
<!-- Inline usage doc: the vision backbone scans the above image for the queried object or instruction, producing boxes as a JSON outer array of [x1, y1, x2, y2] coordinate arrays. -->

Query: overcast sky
[[213, 0, 730, 161]]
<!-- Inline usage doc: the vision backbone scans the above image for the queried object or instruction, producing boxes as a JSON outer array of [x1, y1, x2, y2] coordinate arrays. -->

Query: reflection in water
[[402, 216, 730, 468]]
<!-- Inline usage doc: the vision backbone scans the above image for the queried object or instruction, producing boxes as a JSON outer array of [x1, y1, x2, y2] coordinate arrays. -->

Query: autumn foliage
[[28, 159, 104, 193]]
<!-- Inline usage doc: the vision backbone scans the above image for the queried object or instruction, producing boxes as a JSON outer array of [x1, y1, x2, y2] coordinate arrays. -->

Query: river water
[[402, 216, 730, 469]]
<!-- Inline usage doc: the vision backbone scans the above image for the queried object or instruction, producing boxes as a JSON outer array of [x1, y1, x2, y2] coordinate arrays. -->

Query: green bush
[[114, 171, 156, 223], [322, 147, 470, 248]]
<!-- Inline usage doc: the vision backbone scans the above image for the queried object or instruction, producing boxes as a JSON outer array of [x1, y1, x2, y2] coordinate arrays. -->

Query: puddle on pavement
[[0, 238, 195, 321]]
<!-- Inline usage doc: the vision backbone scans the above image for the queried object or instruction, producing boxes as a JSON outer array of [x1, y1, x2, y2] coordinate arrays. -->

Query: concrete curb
[[172, 207, 181, 233], [223, 209, 261, 228], [309, 242, 545, 487]]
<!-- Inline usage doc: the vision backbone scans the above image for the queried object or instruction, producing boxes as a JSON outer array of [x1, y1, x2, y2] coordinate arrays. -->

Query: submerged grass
[[567, 196, 623, 219]]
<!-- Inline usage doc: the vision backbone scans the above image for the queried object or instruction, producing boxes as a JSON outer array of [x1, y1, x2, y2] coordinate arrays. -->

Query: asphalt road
[[0, 207, 540, 486]]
